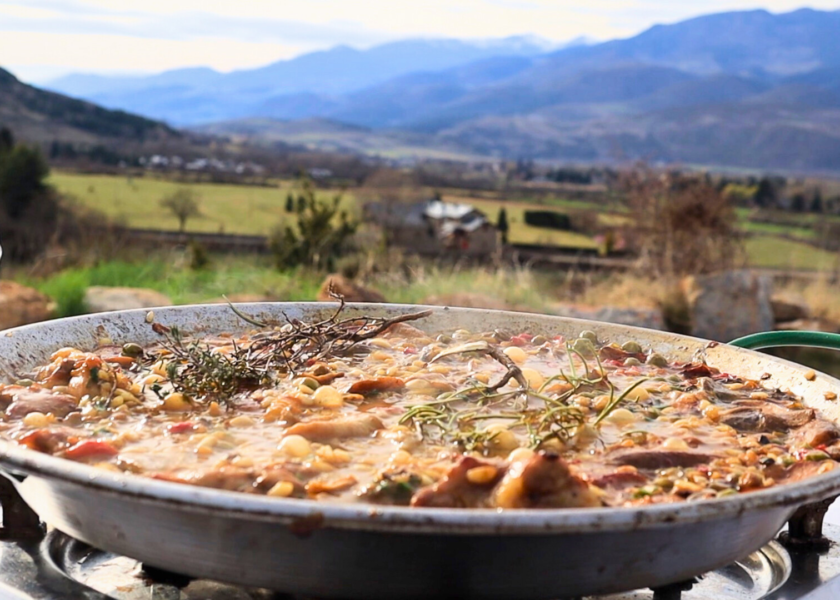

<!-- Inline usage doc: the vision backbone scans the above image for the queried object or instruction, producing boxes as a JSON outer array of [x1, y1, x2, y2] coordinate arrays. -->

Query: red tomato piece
[[509, 333, 533, 346], [63, 440, 118, 460], [167, 422, 195, 434]]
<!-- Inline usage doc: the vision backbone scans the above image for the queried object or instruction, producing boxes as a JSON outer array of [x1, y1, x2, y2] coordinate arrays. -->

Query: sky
[[3, 0, 840, 83]]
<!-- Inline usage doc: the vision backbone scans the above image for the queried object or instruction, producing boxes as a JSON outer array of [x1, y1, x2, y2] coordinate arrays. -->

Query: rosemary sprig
[[593, 377, 651, 425]]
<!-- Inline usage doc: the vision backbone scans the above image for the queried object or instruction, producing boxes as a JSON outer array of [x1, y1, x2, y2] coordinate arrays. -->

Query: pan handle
[[729, 331, 840, 352]]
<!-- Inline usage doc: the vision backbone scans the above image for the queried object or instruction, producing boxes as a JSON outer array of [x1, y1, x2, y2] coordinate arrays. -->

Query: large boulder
[[0, 281, 54, 329], [770, 293, 811, 323], [85, 287, 172, 313], [552, 304, 666, 330], [681, 270, 773, 342], [317, 275, 386, 303]]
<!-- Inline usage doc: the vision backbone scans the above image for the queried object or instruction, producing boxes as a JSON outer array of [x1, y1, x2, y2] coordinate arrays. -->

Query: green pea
[[14, 379, 34, 387], [623, 357, 642, 366], [579, 330, 598, 343], [531, 335, 547, 345], [621, 341, 643, 354], [121, 343, 144, 358], [298, 377, 320, 391], [572, 338, 596, 356], [646, 353, 668, 368]]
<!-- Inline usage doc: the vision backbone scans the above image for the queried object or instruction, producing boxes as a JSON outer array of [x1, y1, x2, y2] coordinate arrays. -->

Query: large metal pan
[[2, 303, 840, 599]]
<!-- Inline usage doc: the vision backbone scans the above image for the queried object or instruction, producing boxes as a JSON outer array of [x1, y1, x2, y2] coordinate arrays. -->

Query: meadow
[[50, 172, 599, 249], [49, 171, 836, 271]]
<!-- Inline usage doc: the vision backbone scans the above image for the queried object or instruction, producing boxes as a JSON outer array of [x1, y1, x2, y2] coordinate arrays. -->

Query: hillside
[[0, 67, 178, 149]]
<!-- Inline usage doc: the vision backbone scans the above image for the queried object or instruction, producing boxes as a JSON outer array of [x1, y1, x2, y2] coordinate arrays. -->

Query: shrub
[[523, 210, 571, 230], [622, 166, 743, 276]]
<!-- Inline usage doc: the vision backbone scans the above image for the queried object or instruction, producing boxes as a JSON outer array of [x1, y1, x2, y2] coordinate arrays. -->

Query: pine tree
[[285, 192, 294, 213], [497, 207, 509, 245]]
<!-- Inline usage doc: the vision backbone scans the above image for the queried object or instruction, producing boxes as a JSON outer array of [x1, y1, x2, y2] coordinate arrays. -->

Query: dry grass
[[776, 276, 840, 323]]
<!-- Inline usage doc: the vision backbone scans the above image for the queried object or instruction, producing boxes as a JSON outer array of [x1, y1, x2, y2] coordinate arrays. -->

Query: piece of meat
[[305, 475, 358, 496], [254, 466, 304, 495], [311, 372, 344, 386], [16, 427, 79, 453], [721, 401, 814, 431], [599, 346, 644, 363], [790, 420, 840, 448], [720, 405, 814, 433], [285, 414, 383, 442], [411, 456, 503, 508], [358, 469, 424, 505], [383, 323, 427, 339], [608, 448, 718, 470], [590, 470, 648, 491], [345, 377, 405, 396], [34, 358, 76, 387], [493, 451, 602, 509], [681, 363, 717, 379], [155, 467, 258, 492], [4, 387, 79, 418], [765, 460, 837, 484]]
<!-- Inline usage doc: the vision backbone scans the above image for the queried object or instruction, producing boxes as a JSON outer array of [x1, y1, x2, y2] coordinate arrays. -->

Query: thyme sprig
[[150, 323, 268, 404], [148, 293, 431, 405]]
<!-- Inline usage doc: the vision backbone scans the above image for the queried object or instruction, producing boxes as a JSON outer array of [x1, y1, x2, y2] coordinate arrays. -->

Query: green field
[[51, 172, 312, 235], [51, 171, 600, 249], [50, 171, 836, 269], [745, 236, 838, 271]]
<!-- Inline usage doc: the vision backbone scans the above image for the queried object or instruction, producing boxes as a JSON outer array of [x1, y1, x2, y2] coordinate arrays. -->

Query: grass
[[20, 253, 553, 318], [50, 171, 835, 270], [51, 170, 600, 249], [20, 256, 323, 317], [745, 236, 839, 271], [50, 172, 345, 236]]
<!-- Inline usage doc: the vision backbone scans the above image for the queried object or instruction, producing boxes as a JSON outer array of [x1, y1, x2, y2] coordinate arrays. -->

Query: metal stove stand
[[3, 475, 840, 600]]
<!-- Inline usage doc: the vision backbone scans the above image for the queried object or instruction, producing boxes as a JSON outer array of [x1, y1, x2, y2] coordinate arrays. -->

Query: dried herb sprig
[[148, 294, 431, 405], [150, 323, 268, 404], [239, 294, 432, 377]]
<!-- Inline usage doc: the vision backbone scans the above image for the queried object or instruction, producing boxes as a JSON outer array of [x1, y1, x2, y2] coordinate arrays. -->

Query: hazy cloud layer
[[3, 0, 839, 82]]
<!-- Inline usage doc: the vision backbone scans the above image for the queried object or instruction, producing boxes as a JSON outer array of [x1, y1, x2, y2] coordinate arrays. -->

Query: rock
[[317, 275, 385, 303], [0, 281, 54, 329], [681, 270, 773, 342], [85, 287, 172, 313], [551, 304, 666, 330], [776, 318, 840, 333], [771, 294, 811, 322]]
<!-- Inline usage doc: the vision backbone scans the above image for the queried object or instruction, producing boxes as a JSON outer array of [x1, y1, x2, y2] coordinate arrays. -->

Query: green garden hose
[[729, 330, 840, 352]]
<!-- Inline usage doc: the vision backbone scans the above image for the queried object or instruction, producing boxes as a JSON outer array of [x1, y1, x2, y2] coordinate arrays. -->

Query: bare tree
[[160, 188, 201, 233], [622, 165, 744, 277]]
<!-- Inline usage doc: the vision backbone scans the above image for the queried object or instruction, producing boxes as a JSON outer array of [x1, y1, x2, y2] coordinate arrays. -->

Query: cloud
[[4, 0, 840, 82]]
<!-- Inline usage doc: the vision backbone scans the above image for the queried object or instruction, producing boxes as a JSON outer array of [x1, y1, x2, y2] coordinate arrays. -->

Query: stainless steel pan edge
[[0, 303, 838, 598]]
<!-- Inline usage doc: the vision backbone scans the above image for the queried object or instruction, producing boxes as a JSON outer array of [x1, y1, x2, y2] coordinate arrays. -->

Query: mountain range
[[33, 8, 840, 172]]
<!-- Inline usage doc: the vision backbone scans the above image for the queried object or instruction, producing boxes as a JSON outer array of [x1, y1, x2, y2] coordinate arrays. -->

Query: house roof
[[424, 200, 477, 220]]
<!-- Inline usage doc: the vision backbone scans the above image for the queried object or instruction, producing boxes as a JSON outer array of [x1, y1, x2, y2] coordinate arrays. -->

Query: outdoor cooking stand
[[2, 475, 840, 600]]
